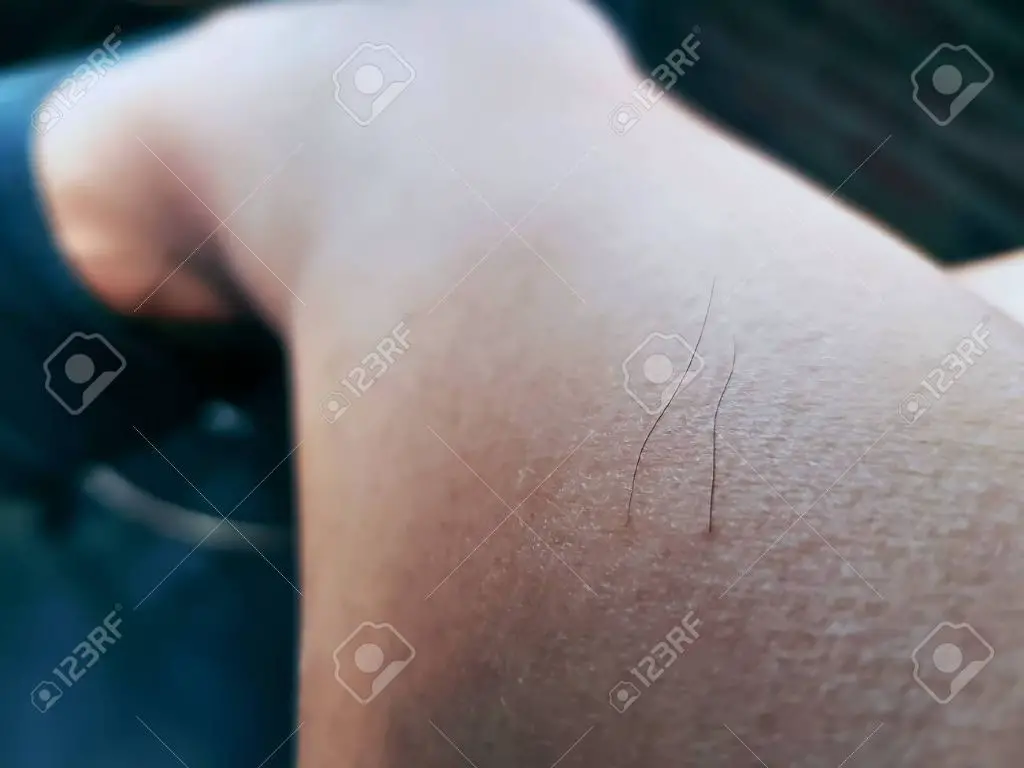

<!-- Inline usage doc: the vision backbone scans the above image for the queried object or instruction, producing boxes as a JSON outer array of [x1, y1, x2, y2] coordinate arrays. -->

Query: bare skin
[[954, 250, 1024, 326], [34, 1, 1024, 765]]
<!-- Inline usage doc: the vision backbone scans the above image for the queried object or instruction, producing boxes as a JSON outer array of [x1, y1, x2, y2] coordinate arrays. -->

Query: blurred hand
[[32, 0, 637, 330]]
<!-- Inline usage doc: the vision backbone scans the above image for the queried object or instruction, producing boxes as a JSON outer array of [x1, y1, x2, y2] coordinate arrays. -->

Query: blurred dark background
[[0, 2, 1019, 766], [608, 0, 1024, 264], [4, 0, 1022, 263]]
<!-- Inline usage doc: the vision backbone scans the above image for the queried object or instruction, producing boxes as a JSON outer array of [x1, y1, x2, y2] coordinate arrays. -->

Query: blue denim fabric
[[0, 47, 205, 496], [0, 31, 297, 768], [2, 497, 297, 768]]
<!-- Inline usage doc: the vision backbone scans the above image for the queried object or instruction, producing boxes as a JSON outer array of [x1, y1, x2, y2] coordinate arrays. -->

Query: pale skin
[[953, 250, 1024, 326], [34, 1, 1024, 765]]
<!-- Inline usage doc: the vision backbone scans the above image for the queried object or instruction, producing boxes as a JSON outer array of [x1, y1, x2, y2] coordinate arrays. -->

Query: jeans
[[0, 31, 297, 768]]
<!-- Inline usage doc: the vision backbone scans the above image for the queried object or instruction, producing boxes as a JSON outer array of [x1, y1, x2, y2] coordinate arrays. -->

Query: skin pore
[[32, 1, 1024, 765]]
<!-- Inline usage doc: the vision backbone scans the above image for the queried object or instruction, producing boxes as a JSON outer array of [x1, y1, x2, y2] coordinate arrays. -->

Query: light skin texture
[[953, 250, 1024, 327], [34, 1, 1024, 765]]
